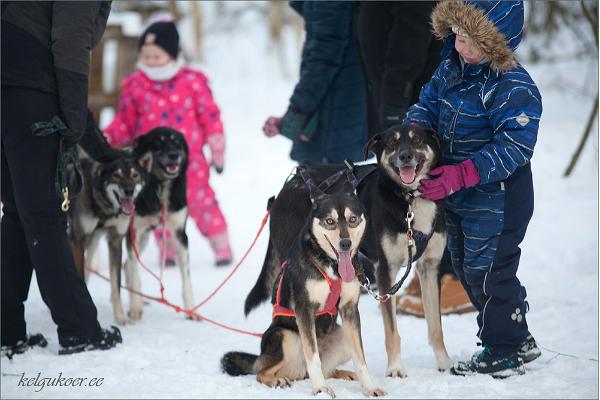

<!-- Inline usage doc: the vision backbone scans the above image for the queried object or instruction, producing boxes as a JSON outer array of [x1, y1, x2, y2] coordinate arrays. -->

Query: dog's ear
[[137, 152, 153, 173], [425, 128, 442, 152], [363, 132, 383, 161]]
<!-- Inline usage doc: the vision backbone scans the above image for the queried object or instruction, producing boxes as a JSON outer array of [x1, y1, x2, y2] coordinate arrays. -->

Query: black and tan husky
[[123, 127, 193, 322], [222, 189, 385, 398], [69, 154, 152, 325], [245, 124, 453, 377]]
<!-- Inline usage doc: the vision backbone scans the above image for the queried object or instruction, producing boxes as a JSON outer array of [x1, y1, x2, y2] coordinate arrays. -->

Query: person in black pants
[[1, 1, 123, 357], [353, 1, 475, 315]]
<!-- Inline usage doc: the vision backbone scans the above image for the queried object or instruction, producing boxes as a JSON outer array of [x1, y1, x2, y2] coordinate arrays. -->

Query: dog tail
[[221, 351, 258, 376], [244, 237, 280, 316]]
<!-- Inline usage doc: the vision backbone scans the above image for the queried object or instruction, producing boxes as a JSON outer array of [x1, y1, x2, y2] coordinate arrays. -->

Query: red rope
[[190, 210, 270, 312], [86, 209, 271, 338], [86, 268, 262, 337]]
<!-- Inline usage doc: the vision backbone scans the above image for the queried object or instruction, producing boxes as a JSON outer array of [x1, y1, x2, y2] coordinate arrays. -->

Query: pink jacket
[[104, 67, 224, 168]]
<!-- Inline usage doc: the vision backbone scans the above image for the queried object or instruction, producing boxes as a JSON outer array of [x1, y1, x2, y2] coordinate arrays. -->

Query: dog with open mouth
[[222, 188, 385, 398], [245, 123, 454, 377], [69, 154, 152, 323], [119, 127, 193, 324]]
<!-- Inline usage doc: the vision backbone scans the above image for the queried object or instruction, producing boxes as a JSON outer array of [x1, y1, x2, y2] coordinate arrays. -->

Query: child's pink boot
[[208, 232, 233, 267]]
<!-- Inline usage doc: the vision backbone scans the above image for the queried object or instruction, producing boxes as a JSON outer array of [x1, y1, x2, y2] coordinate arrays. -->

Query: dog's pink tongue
[[337, 250, 355, 282], [399, 166, 416, 184], [120, 198, 135, 215]]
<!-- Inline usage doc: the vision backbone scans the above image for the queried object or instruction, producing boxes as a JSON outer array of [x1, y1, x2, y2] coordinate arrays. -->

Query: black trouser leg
[[1, 87, 100, 345], [1, 148, 34, 346]]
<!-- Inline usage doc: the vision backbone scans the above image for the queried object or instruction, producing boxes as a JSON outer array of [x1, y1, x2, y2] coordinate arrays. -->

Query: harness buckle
[[61, 187, 70, 212]]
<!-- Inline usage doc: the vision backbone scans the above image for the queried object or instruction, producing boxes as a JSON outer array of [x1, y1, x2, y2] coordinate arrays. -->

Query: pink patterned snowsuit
[[104, 67, 228, 240]]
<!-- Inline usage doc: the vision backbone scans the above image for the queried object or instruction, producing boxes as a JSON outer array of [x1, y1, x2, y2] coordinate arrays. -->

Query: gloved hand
[[207, 133, 225, 174], [418, 159, 480, 201]]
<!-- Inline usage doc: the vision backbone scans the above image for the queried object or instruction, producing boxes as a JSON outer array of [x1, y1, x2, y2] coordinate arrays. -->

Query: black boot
[[518, 334, 541, 363], [59, 326, 122, 355], [1, 333, 48, 359], [451, 346, 525, 378]]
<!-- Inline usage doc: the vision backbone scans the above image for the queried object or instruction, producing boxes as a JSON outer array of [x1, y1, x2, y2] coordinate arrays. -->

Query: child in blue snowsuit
[[405, 1, 542, 377]]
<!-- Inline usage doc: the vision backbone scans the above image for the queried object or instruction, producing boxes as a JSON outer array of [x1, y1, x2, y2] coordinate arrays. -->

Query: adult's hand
[[263, 116, 282, 138]]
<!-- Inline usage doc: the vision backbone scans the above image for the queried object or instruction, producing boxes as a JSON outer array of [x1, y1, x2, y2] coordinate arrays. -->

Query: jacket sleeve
[[194, 73, 224, 138], [403, 63, 444, 130], [51, 2, 105, 139], [289, 1, 352, 114], [471, 75, 542, 184], [104, 79, 139, 146]]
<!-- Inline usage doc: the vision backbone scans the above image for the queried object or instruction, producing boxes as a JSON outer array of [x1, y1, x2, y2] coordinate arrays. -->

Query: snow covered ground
[[1, 4, 598, 399]]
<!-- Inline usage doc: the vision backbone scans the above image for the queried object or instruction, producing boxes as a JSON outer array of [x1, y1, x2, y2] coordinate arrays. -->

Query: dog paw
[[386, 366, 407, 378], [114, 313, 128, 326], [128, 308, 143, 321], [363, 387, 386, 397], [257, 375, 291, 388], [185, 313, 202, 321], [313, 385, 336, 398], [329, 369, 357, 381], [436, 356, 453, 372]]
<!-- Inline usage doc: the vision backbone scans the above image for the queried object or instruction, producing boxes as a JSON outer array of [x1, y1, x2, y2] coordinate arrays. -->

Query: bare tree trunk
[[563, 0, 598, 177]]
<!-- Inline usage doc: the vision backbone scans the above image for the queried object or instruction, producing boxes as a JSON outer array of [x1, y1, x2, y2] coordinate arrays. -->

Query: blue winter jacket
[[405, 1, 542, 187]]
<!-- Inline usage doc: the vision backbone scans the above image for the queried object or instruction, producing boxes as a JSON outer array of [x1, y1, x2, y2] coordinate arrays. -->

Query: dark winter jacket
[[404, 0, 542, 270], [288, 1, 368, 164], [354, 1, 442, 136], [1, 1, 111, 141]]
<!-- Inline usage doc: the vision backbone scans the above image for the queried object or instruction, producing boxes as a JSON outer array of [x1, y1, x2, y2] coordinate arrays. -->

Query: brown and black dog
[[245, 124, 453, 377]]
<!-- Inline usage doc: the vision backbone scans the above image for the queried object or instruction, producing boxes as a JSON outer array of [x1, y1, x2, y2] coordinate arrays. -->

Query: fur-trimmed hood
[[431, 1, 524, 72]]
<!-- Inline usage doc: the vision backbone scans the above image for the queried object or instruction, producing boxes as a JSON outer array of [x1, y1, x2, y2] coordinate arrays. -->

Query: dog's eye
[[349, 216, 357, 224], [325, 218, 335, 225], [160, 136, 165, 141], [131, 171, 139, 179]]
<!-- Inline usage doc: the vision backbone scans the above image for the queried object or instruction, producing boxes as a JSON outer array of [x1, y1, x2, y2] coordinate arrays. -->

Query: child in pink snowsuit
[[104, 20, 232, 267]]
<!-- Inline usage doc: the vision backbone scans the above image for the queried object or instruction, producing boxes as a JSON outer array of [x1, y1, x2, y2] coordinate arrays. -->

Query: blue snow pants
[[446, 164, 533, 355]]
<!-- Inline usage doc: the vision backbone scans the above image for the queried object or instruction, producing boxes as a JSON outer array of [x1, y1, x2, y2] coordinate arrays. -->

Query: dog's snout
[[167, 152, 180, 162], [123, 186, 134, 197], [399, 150, 413, 164], [339, 238, 352, 252]]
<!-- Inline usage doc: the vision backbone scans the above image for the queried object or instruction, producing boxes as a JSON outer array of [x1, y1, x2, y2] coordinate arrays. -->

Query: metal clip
[[61, 187, 70, 212]]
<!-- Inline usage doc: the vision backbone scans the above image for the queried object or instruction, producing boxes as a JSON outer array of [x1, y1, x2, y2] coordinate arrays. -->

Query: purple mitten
[[419, 159, 480, 201]]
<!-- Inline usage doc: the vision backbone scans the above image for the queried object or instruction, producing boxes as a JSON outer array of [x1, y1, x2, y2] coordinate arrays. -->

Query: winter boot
[[59, 326, 122, 355], [1, 333, 48, 359], [518, 334, 541, 363], [209, 232, 233, 267], [451, 346, 525, 378]]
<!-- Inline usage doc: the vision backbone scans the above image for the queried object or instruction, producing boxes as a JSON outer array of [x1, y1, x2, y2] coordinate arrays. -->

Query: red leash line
[[85, 209, 271, 338], [190, 210, 270, 312], [86, 268, 263, 337]]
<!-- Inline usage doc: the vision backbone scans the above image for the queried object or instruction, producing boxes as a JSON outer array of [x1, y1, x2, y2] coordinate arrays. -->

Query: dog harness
[[272, 260, 341, 319]]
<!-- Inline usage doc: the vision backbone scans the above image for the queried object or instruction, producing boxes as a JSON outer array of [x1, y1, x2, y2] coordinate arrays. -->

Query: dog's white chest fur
[[381, 197, 437, 267]]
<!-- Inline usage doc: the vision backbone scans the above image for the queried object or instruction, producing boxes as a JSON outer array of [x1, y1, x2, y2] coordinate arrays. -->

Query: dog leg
[[416, 232, 452, 371], [125, 229, 148, 321], [84, 230, 103, 282], [296, 311, 335, 398], [173, 227, 195, 318], [70, 237, 87, 281], [377, 260, 407, 378], [255, 329, 306, 387], [339, 303, 385, 397], [107, 230, 127, 326]]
